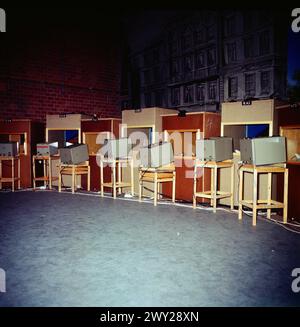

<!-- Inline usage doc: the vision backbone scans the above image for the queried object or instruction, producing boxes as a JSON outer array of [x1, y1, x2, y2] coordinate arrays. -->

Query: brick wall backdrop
[[0, 15, 122, 122]]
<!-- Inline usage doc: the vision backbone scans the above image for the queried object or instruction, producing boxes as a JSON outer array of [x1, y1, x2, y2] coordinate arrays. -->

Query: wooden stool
[[58, 162, 90, 194], [139, 164, 176, 206], [0, 156, 21, 192], [100, 156, 134, 198], [193, 160, 234, 213], [238, 164, 289, 226], [32, 155, 59, 190]]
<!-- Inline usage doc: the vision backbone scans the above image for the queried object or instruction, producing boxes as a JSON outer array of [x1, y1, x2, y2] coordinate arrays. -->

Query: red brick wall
[[0, 26, 121, 122]]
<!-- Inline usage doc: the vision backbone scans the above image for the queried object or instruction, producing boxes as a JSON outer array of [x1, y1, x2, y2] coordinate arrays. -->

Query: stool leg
[[267, 172, 272, 219], [238, 169, 243, 220], [230, 164, 234, 210], [131, 158, 134, 196], [193, 166, 197, 209], [87, 166, 90, 191], [118, 161, 121, 195], [113, 162, 116, 199], [49, 158, 52, 190], [43, 159, 46, 188], [213, 166, 217, 213], [0, 159, 2, 189], [252, 169, 258, 226], [172, 171, 176, 203], [72, 166, 75, 194], [33, 157, 36, 190], [100, 159, 104, 197], [58, 166, 62, 192], [154, 172, 158, 206], [12, 158, 15, 192], [283, 168, 289, 224], [210, 167, 214, 206], [18, 157, 20, 189], [139, 170, 142, 202]]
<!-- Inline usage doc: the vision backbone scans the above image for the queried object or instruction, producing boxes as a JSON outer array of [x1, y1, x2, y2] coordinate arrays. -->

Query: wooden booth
[[46, 114, 84, 188], [121, 107, 177, 196], [81, 118, 121, 191], [0, 119, 44, 189], [162, 112, 221, 202], [277, 103, 300, 221], [46, 114, 121, 191], [219, 99, 284, 207]]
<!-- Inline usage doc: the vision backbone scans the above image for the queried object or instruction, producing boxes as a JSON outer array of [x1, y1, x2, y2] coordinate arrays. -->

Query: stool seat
[[193, 160, 234, 213], [100, 156, 134, 199], [139, 164, 176, 206], [58, 162, 90, 194], [0, 156, 20, 192], [32, 155, 59, 190], [238, 163, 288, 226]]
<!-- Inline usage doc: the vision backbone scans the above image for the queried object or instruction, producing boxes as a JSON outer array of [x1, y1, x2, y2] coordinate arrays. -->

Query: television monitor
[[59, 144, 89, 165], [0, 142, 18, 157], [139, 142, 174, 168], [36, 142, 58, 156], [196, 137, 233, 162], [240, 136, 286, 166], [101, 138, 132, 159]]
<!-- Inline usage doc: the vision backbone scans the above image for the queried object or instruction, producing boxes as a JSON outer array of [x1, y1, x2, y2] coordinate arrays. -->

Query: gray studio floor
[[0, 190, 299, 307]]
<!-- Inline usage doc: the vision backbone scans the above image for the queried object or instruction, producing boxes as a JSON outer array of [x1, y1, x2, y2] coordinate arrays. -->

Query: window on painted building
[[155, 90, 164, 107], [194, 27, 205, 44], [144, 93, 152, 107], [225, 16, 236, 36], [208, 82, 217, 100], [259, 30, 270, 56], [243, 12, 254, 31], [183, 85, 194, 103], [261, 71, 271, 94], [153, 66, 161, 83], [169, 32, 178, 55], [207, 25, 215, 41], [153, 48, 160, 64], [170, 60, 179, 78], [143, 53, 152, 67], [183, 55, 193, 73], [207, 48, 216, 66], [227, 42, 237, 62], [196, 84, 205, 102], [245, 73, 256, 97], [171, 87, 180, 106], [182, 27, 193, 50], [143, 70, 151, 85], [195, 51, 205, 69], [244, 36, 254, 58], [228, 77, 238, 98]]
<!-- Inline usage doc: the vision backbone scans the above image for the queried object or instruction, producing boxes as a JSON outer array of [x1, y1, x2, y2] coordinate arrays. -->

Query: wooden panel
[[204, 113, 221, 138], [162, 158, 210, 202], [223, 125, 246, 151], [277, 107, 300, 126], [162, 113, 220, 202], [162, 113, 204, 131], [277, 163, 300, 221], [281, 127, 300, 160], [81, 120, 111, 133], [0, 120, 44, 188], [46, 114, 82, 129], [81, 118, 120, 192], [221, 99, 274, 124], [122, 107, 176, 128]]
